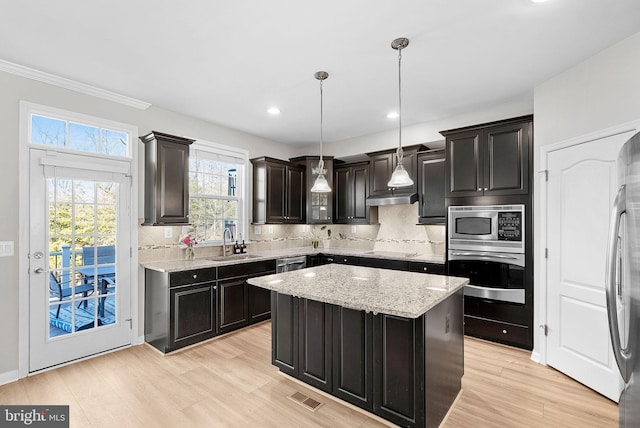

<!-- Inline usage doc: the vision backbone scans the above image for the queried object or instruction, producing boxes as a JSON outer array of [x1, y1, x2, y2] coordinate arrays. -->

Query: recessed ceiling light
[[267, 107, 281, 115], [531, 0, 549, 3], [387, 112, 399, 119]]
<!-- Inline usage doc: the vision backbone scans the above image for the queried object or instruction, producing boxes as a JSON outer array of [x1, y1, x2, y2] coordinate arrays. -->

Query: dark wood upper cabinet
[[367, 144, 427, 196], [441, 116, 532, 198], [140, 131, 195, 225], [333, 162, 371, 224], [251, 157, 306, 224], [290, 156, 334, 224], [417, 149, 446, 224]]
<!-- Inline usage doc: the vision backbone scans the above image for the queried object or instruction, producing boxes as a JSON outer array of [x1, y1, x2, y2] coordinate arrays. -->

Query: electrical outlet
[[268, 226, 274, 234], [164, 227, 173, 238], [351, 225, 357, 234], [303, 225, 309, 232], [254, 226, 261, 235], [0, 241, 14, 257]]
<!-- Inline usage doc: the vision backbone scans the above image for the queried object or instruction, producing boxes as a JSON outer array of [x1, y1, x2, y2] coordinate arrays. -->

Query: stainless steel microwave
[[448, 205, 525, 253]]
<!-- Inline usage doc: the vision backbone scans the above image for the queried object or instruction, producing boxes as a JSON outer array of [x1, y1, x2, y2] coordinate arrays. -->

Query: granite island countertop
[[141, 247, 445, 273], [247, 263, 467, 318]]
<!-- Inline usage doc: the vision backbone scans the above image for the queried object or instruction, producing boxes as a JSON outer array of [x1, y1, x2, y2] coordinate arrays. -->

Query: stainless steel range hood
[[365, 192, 418, 206]]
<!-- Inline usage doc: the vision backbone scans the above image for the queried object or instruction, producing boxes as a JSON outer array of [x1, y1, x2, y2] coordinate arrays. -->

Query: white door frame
[[17, 101, 141, 379], [536, 118, 640, 365]]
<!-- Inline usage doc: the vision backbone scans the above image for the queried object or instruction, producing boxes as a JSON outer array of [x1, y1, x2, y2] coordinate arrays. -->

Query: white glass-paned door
[[29, 149, 131, 372]]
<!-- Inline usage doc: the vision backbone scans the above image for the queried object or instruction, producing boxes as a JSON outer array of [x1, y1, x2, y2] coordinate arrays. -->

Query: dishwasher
[[276, 256, 307, 273]]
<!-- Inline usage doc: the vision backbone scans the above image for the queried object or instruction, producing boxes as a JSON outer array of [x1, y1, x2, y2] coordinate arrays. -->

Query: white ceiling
[[2, 1, 640, 147]]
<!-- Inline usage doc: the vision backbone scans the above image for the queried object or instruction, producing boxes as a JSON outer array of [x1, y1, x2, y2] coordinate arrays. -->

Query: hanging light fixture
[[310, 70, 332, 193], [387, 37, 414, 188]]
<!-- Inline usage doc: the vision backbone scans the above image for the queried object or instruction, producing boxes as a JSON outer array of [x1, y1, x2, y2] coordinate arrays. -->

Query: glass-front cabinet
[[290, 155, 334, 224]]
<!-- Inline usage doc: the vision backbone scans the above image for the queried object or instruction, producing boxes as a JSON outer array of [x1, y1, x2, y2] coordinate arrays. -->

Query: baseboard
[[530, 349, 541, 364], [0, 369, 19, 386], [133, 335, 145, 346]]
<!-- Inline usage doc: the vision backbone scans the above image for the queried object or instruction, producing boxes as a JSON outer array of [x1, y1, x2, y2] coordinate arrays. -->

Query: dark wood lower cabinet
[[299, 299, 332, 392], [270, 290, 463, 428], [333, 307, 374, 410], [248, 283, 272, 323], [218, 276, 248, 333], [373, 314, 425, 427], [271, 292, 298, 376], [169, 283, 216, 350]]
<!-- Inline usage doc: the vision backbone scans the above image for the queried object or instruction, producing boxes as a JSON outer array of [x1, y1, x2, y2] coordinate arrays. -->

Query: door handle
[[33, 267, 46, 274], [605, 184, 632, 381]]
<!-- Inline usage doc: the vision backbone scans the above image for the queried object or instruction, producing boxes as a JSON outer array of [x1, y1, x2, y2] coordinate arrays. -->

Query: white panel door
[[546, 131, 632, 401]]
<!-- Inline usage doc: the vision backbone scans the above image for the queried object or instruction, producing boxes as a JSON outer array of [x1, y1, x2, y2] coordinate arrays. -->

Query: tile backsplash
[[138, 204, 445, 263]]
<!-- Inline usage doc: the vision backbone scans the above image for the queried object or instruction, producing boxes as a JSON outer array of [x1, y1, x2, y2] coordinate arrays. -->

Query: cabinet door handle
[[423, 267, 428, 271], [484, 188, 488, 191], [502, 329, 508, 334], [477, 188, 482, 191], [192, 274, 198, 279]]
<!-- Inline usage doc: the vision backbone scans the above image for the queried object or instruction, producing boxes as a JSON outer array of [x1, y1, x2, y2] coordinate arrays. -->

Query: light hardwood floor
[[0, 322, 617, 427]]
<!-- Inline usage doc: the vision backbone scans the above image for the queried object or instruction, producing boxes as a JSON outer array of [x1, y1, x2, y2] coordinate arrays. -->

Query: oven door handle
[[450, 251, 518, 259], [448, 251, 525, 267]]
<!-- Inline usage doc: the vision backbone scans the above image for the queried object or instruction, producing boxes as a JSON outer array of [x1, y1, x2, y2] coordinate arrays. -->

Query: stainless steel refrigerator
[[607, 130, 640, 427]]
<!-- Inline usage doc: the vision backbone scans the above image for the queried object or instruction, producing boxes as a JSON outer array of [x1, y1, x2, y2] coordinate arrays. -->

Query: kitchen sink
[[205, 254, 262, 262]]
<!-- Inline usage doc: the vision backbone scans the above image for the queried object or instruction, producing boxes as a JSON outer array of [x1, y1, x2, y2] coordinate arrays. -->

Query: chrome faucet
[[222, 228, 233, 257]]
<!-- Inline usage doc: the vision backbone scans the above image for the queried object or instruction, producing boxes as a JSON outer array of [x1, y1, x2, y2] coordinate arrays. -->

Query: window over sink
[[188, 141, 248, 244]]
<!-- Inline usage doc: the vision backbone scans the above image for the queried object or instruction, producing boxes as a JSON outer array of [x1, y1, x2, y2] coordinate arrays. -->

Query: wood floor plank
[[2, 323, 618, 427]]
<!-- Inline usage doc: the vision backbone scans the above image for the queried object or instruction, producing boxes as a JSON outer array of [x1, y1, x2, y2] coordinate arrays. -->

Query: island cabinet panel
[[267, 287, 464, 428], [373, 314, 425, 427], [271, 292, 299, 376], [332, 307, 374, 410], [424, 288, 464, 428], [298, 299, 333, 393], [218, 276, 248, 333]]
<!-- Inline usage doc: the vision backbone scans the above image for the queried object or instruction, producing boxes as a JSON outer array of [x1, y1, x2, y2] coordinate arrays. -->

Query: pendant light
[[310, 71, 332, 193], [387, 37, 414, 188]]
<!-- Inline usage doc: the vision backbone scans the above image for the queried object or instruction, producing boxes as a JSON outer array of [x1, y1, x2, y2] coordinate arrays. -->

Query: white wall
[[532, 31, 640, 358], [296, 97, 534, 158], [0, 70, 298, 376]]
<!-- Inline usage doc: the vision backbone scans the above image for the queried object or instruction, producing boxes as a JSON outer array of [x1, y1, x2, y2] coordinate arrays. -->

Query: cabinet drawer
[[170, 268, 216, 287], [218, 259, 276, 279], [464, 315, 529, 349], [358, 257, 408, 271], [323, 255, 359, 265], [408, 262, 445, 275]]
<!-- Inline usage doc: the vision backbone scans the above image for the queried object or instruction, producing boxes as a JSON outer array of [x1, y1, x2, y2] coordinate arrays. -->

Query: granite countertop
[[247, 264, 467, 318], [141, 247, 445, 273]]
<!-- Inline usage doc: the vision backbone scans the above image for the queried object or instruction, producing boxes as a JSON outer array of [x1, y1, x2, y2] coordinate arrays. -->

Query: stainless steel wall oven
[[447, 204, 532, 349]]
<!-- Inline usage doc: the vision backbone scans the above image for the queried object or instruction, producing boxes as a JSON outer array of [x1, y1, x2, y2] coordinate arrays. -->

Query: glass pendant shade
[[387, 163, 414, 187], [311, 173, 331, 192]]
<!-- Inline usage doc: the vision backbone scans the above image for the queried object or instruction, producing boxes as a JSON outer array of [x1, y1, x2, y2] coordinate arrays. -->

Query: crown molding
[[0, 59, 151, 110]]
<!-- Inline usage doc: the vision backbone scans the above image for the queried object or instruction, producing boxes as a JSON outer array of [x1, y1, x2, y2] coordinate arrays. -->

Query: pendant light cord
[[319, 78, 324, 171], [397, 46, 404, 164]]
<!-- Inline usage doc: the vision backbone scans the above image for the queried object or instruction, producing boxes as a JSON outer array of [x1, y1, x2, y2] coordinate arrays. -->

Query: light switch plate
[[254, 226, 261, 235], [268, 226, 274, 234], [351, 225, 357, 234], [0, 241, 14, 257], [164, 227, 173, 238]]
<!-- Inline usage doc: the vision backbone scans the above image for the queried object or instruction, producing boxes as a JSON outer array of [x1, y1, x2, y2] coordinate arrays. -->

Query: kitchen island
[[248, 264, 467, 428]]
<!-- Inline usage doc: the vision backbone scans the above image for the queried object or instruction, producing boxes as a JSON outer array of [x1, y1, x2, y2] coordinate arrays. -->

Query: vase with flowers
[[183, 234, 198, 260]]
